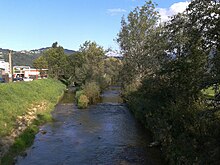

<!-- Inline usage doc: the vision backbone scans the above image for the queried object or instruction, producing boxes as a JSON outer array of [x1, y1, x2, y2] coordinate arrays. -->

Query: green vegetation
[[1, 111, 53, 165], [66, 41, 112, 90], [118, 0, 220, 164], [3, 51, 41, 67], [34, 41, 122, 108], [75, 90, 85, 103], [104, 57, 122, 86], [82, 82, 101, 104], [0, 79, 65, 164], [75, 82, 101, 108], [0, 79, 65, 136], [202, 86, 216, 98], [77, 94, 89, 109], [1, 125, 38, 165], [34, 41, 122, 89]]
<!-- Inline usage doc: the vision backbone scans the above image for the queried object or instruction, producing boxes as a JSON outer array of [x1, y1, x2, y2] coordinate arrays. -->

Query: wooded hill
[[0, 48, 76, 67]]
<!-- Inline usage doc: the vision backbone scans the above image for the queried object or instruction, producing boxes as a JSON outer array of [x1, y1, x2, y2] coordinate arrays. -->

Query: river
[[16, 86, 164, 165]]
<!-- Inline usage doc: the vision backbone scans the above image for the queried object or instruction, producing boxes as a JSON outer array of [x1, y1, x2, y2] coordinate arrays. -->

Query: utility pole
[[8, 50, 13, 82]]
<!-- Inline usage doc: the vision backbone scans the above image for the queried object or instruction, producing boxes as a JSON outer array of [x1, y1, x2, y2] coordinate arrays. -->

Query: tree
[[69, 41, 105, 86], [117, 0, 220, 164], [79, 41, 105, 83], [33, 55, 48, 77], [104, 57, 122, 85], [43, 42, 68, 79], [186, 0, 220, 89], [33, 56, 48, 69], [52, 41, 58, 48], [117, 1, 164, 90], [161, 0, 220, 99]]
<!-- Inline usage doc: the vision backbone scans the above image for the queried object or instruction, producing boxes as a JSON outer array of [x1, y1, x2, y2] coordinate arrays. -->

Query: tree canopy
[[118, 0, 220, 164]]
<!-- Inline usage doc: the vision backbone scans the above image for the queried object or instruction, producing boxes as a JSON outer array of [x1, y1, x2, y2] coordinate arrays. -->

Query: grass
[[1, 125, 39, 165], [0, 79, 66, 164], [0, 105, 55, 165], [0, 78, 65, 137]]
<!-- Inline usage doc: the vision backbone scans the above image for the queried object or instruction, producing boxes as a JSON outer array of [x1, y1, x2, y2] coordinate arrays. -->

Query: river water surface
[[16, 87, 163, 165]]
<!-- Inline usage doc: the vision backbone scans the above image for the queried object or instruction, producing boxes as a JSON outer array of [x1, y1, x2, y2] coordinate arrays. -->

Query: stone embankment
[[0, 101, 47, 158]]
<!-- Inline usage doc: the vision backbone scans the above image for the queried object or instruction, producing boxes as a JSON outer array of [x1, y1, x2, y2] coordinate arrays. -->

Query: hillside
[[0, 48, 76, 67]]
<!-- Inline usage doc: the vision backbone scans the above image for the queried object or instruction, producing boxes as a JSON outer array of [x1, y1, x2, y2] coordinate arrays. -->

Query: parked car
[[23, 77, 33, 82], [13, 77, 23, 82]]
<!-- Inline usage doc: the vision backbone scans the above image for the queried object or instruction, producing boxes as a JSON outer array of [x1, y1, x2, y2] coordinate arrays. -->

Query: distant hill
[[0, 47, 76, 67], [31, 47, 76, 55]]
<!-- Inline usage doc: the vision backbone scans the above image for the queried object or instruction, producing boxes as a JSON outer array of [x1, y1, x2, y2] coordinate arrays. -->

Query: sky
[[0, 0, 189, 51]]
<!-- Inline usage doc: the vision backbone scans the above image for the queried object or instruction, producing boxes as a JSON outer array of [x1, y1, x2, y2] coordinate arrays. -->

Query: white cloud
[[107, 8, 127, 16], [157, 1, 190, 22]]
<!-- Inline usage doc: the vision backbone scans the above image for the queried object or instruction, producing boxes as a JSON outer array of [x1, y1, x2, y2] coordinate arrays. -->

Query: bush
[[75, 90, 84, 104], [98, 76, 111, 91], [82, 81, 100, 104], [78, 94, 89, 109], [125, 76, 220, 164]]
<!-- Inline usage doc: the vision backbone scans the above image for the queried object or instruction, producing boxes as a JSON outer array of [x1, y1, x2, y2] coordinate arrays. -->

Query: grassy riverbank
[[0, 79, 66, 164]]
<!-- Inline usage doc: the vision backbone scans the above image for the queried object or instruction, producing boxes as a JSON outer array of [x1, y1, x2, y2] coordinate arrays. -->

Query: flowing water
[[16, 86, 164, 165]]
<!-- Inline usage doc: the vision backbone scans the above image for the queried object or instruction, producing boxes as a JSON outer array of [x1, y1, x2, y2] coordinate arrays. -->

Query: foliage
[[75, 90, 84, 104], [68, 41, 105, 86], [117, 0, 166, 89], [202, 86, 216, 98], [77, 94, 89, 109], [104, 57, 122, 85], [118, 0, 220, 164], [33, 56, 48, 69], [43, 42, 68, 79], [82, 81, 101, 104], [75, 82, 101, 108], [36, 41, 122, 89], [33, 55, 48, 77], [3, 51, 41, 67]]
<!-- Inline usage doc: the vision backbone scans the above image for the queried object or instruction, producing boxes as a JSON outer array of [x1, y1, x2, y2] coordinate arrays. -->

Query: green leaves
[[34, 42, 69, 80], [70, 41, 105, 86], [119, 0, 220, 164], [118, 1, 164, 89]]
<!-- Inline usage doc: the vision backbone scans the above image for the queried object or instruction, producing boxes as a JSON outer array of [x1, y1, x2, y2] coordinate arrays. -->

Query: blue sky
[[0, 0, 189, 51]]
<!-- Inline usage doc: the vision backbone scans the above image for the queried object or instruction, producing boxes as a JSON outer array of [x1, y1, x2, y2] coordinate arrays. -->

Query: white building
[[0, 59, 10, 74], [13, 66, 48, 79]]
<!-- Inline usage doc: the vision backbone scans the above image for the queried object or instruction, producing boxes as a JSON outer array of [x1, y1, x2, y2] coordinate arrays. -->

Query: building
[[0, 59, 10, 82], [0, 59, 10, 74], [13, 66, 48, 80]]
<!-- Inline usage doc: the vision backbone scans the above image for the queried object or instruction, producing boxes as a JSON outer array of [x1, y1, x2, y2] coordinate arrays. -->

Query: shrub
[[125, 75, 220, 164], [78, 94, 89, 109], [75, 90, 84, 104], [82, 82, 100, 104]]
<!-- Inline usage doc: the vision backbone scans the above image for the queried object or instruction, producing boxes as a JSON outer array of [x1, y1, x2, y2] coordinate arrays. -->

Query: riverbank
[[0, 79, 66, 164]]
